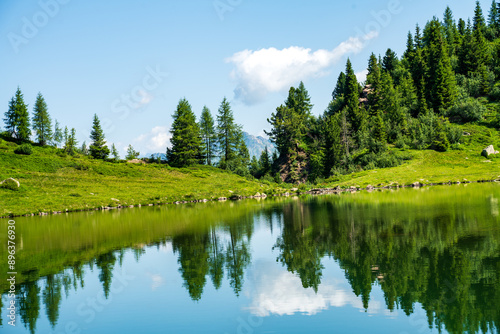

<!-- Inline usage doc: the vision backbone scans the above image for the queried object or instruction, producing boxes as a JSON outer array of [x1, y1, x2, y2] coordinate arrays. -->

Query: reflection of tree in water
[[274, 198, 500, 334], [225, 223, 251, 296], [172, 234, 209, 301], [18, 280, 40, 334], [208, 226, 224, 290], [95, 252, 117, 298], [42, 274, 62, 328]]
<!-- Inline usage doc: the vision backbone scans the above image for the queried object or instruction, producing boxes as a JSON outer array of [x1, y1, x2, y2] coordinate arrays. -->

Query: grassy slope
[[0, 143, 280, 217], [322, 123, 500, 188], [1, 122, 499, 216]]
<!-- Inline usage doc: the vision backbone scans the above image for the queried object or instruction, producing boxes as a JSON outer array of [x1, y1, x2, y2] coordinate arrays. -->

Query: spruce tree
[[344, 59, 362, 133], [259, 146, 271, 176], [199, 106, 216, 166], [32, 92, 52, 145], [168, 98, 202, 167], [216, 97, 242, 168], [89, 114, 110, 159], [4, 87, 31, 141], [473, 0, 486, 33], [64, 128, 77, 155]]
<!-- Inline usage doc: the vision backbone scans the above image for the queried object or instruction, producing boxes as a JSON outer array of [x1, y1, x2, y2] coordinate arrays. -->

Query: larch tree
[[32, 92, 52, 145], [199, 106, 216, 166]]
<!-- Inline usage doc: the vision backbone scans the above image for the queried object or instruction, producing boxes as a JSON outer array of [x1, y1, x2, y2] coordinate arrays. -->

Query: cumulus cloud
[[226, 32, 378, 105], [245, 260, 381, 317], [133, 126, 171, 153], [355, 69, 369, 83]]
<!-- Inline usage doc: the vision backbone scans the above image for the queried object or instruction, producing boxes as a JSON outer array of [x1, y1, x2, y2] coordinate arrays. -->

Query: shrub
[[446, 99, 487, 123], [432, 131, 450, 152], [14, 143, 33, 155]]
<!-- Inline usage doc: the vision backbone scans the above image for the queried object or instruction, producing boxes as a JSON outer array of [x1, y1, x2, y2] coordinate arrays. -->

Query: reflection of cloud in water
[[146, 273, 165, 291], [245, 260, 380, 317]]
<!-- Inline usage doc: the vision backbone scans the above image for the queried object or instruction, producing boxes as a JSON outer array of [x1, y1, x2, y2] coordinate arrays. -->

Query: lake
[[1, 183, 500, 334]]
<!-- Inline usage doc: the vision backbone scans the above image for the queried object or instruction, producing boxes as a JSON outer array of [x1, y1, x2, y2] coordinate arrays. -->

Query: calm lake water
[[1, 183, 500, 334]]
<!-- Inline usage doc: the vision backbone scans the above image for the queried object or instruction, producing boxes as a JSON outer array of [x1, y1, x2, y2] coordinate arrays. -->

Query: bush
[[432, 131, 450, 152], [446, 99, 487, 123], [14, 143, 33, 155]]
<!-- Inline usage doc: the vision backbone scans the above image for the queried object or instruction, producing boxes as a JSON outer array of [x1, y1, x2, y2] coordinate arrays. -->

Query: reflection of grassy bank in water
[[0, 198, 284, 293]]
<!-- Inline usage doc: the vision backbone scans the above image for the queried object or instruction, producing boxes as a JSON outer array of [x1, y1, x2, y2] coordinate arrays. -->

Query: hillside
[[0, 140, 281, 217]]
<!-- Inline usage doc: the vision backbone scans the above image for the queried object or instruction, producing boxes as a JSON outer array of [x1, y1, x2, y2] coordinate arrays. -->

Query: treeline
[[4, 2, 500, 185], [267, 1, 500, 183]]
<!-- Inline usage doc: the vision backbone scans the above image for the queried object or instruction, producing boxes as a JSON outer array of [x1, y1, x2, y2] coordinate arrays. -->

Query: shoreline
[[3, 178, 499, 219]]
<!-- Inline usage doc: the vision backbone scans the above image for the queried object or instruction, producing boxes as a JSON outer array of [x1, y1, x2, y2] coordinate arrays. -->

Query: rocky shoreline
[[2, 178, 499, 219]]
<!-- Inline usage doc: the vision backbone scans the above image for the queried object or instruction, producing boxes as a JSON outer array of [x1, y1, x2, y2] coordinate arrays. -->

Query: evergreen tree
[[89, 114, 110, 159], [64, 128, 77, 155], [199, 106, 216, 166], [371, 111, 387, 145], [216, 97, 242, 169], [53, 120, 63, 147], [125, 144, 140, 160], [382, 48, 398, 76], [168, 98, 201, 167], [32, 92, 52, 145], [80, 141, 88, 156], [259, 146, 271, 176], [4, 87, 30, 141], [473, 0, 486, 33], [332, 72, 346, 99], [488, 0, 499, 36], [443, 6, 458, 53], [111, 143, 120, 161], [344, 59, 362, 133], [322, 113, 342, 177], [403, 32, 415, 63]]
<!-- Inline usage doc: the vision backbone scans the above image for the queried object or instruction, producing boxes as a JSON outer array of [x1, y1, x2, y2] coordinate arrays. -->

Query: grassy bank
[[0, 141, 282, 217], [1, 121, 500, 217]]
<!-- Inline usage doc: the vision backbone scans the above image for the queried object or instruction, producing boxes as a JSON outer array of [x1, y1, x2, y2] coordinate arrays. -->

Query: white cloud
[[133, 126, 171, 154], [245, 260, 381, 317], [355, 69, 369, 83], [226, 32, 378, 105]]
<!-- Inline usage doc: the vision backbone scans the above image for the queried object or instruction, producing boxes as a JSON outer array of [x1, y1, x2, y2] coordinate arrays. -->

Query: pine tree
[[199, 106, 216, 166], [332, 72, 346, 100], [382, 48, 398, 76], [168, 98, 202, 167], [125, 144, 140, 160], [89, 114, 110, 159], [4, 87, 30, 141], [53, 120, 63, 147], [403, 32, 415, 63], [216, 97, 242, 168], [322, 113, 342, 177], [372, 111, 387, 145], [443, 6, 458, 54], [111, 143, 120, 161], [32, 92, 52, 145]]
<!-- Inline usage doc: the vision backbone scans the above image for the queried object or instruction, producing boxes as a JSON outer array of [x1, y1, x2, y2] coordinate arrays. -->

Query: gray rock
[[0, 178, 20, 190], [482, 145, 497, 158]]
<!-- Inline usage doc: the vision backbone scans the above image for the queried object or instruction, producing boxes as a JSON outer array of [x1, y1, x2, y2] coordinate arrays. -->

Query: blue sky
[[0, 0, 492, 156]]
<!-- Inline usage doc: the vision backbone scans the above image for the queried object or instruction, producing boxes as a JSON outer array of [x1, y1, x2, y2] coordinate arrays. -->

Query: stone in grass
[[0, 178, 20, 190], [481, 145, 499, 158]]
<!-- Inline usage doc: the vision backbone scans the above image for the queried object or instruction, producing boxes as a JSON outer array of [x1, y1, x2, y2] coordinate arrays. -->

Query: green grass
[[0, 142, 286, 217], [320, 123, 500, 188], [1, 121, 500, 216]]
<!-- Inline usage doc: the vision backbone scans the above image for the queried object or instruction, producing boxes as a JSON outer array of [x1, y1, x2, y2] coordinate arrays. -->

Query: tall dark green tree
[[64, 128, 78, 155], [4, 87, 31, 141], [32, 92, 52, 145], [168, 98, 202, 167], [199, 106, 216, 166], [216, 97, 243, 169], [344, 59, 362, 133], [473, 0, 486, 33], [89, 114, 110, 159]]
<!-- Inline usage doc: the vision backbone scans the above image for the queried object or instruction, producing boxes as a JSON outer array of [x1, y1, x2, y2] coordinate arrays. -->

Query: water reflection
[[1, 184, 500, 333]]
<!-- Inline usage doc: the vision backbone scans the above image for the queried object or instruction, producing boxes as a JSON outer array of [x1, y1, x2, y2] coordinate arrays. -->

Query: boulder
[[481, 145, 498, 158], [127, 159, 145, 164], [0, 178, 20, 190]]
